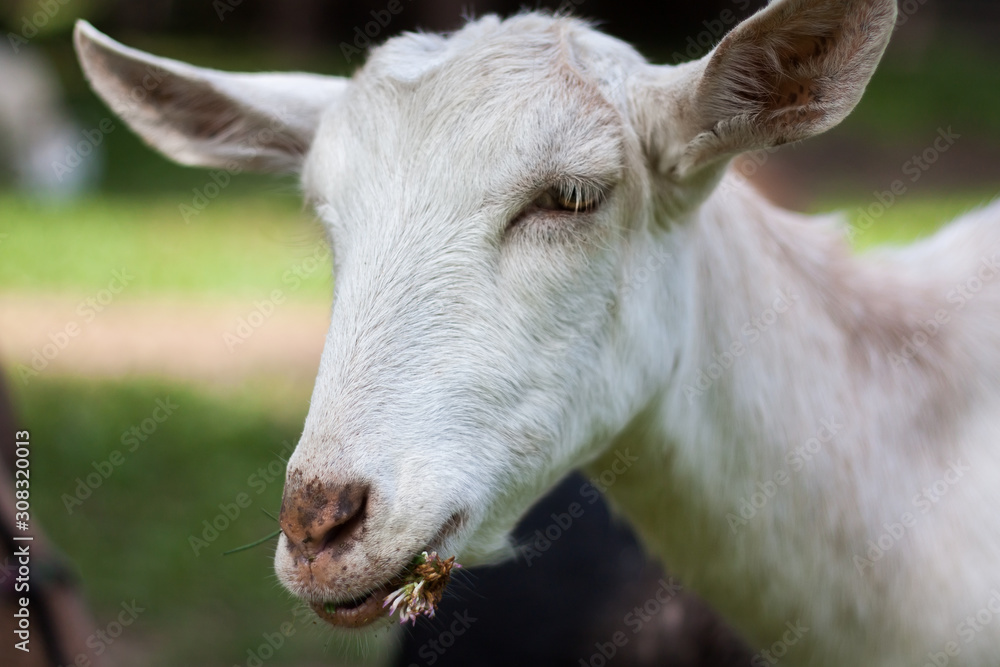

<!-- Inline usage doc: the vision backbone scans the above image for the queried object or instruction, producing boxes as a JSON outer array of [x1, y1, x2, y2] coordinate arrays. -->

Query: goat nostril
[[315, 492, 368, 553], [279, 481, 369, 558]]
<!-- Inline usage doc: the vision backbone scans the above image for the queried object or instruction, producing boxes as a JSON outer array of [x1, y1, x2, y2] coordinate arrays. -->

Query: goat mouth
[[310, 580, 400, 628], [309, 516, 467, 629], [310, 554, 427, 629]]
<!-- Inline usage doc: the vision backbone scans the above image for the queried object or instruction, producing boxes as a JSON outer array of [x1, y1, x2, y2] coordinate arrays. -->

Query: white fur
[[75, 2, 1000, 663]]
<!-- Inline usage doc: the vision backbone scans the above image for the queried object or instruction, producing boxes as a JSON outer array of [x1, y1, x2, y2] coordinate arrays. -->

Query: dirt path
[[0, 294, 330, 384]]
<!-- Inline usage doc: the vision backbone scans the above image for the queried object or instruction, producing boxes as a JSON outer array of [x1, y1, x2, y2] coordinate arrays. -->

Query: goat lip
[[311, 581, 397, 628], [309, 537, 455, 628]]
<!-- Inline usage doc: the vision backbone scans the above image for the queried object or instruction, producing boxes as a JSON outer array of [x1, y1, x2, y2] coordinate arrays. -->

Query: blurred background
[[1, 1, 999, 665]]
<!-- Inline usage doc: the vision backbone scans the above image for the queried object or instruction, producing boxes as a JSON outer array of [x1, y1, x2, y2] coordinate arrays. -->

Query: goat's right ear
[[73, 20, 348, 173], [634, 0, 897, 180]]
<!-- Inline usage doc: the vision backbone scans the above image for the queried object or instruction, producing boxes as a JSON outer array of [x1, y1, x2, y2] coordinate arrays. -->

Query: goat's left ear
[[636, 0, 897, 180]]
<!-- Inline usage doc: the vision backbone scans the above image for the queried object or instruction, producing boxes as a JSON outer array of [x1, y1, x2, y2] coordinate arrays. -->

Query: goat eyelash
[[535, 180, 607, 214]]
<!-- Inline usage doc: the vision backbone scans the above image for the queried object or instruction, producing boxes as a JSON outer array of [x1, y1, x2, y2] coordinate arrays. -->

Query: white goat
[[75, 1, 1000, 664]]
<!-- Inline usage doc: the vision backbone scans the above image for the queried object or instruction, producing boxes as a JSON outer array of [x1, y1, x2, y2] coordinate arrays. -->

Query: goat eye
[[534, 183, 605, 214]]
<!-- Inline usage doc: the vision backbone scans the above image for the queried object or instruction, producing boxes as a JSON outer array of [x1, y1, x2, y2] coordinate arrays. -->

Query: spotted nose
[[278, 478, 369, 561]]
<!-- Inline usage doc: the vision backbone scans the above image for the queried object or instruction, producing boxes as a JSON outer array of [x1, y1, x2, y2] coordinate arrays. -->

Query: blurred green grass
[[0, 194, 332, 299], [15, 375, 395, 666], [845, 34, 1000, 142], [820, 191, 1000, 250]]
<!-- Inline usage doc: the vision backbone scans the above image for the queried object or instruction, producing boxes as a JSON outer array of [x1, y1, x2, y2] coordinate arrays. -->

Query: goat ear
[[73, 20, 348, 173], [640, 0, 897, 180]]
